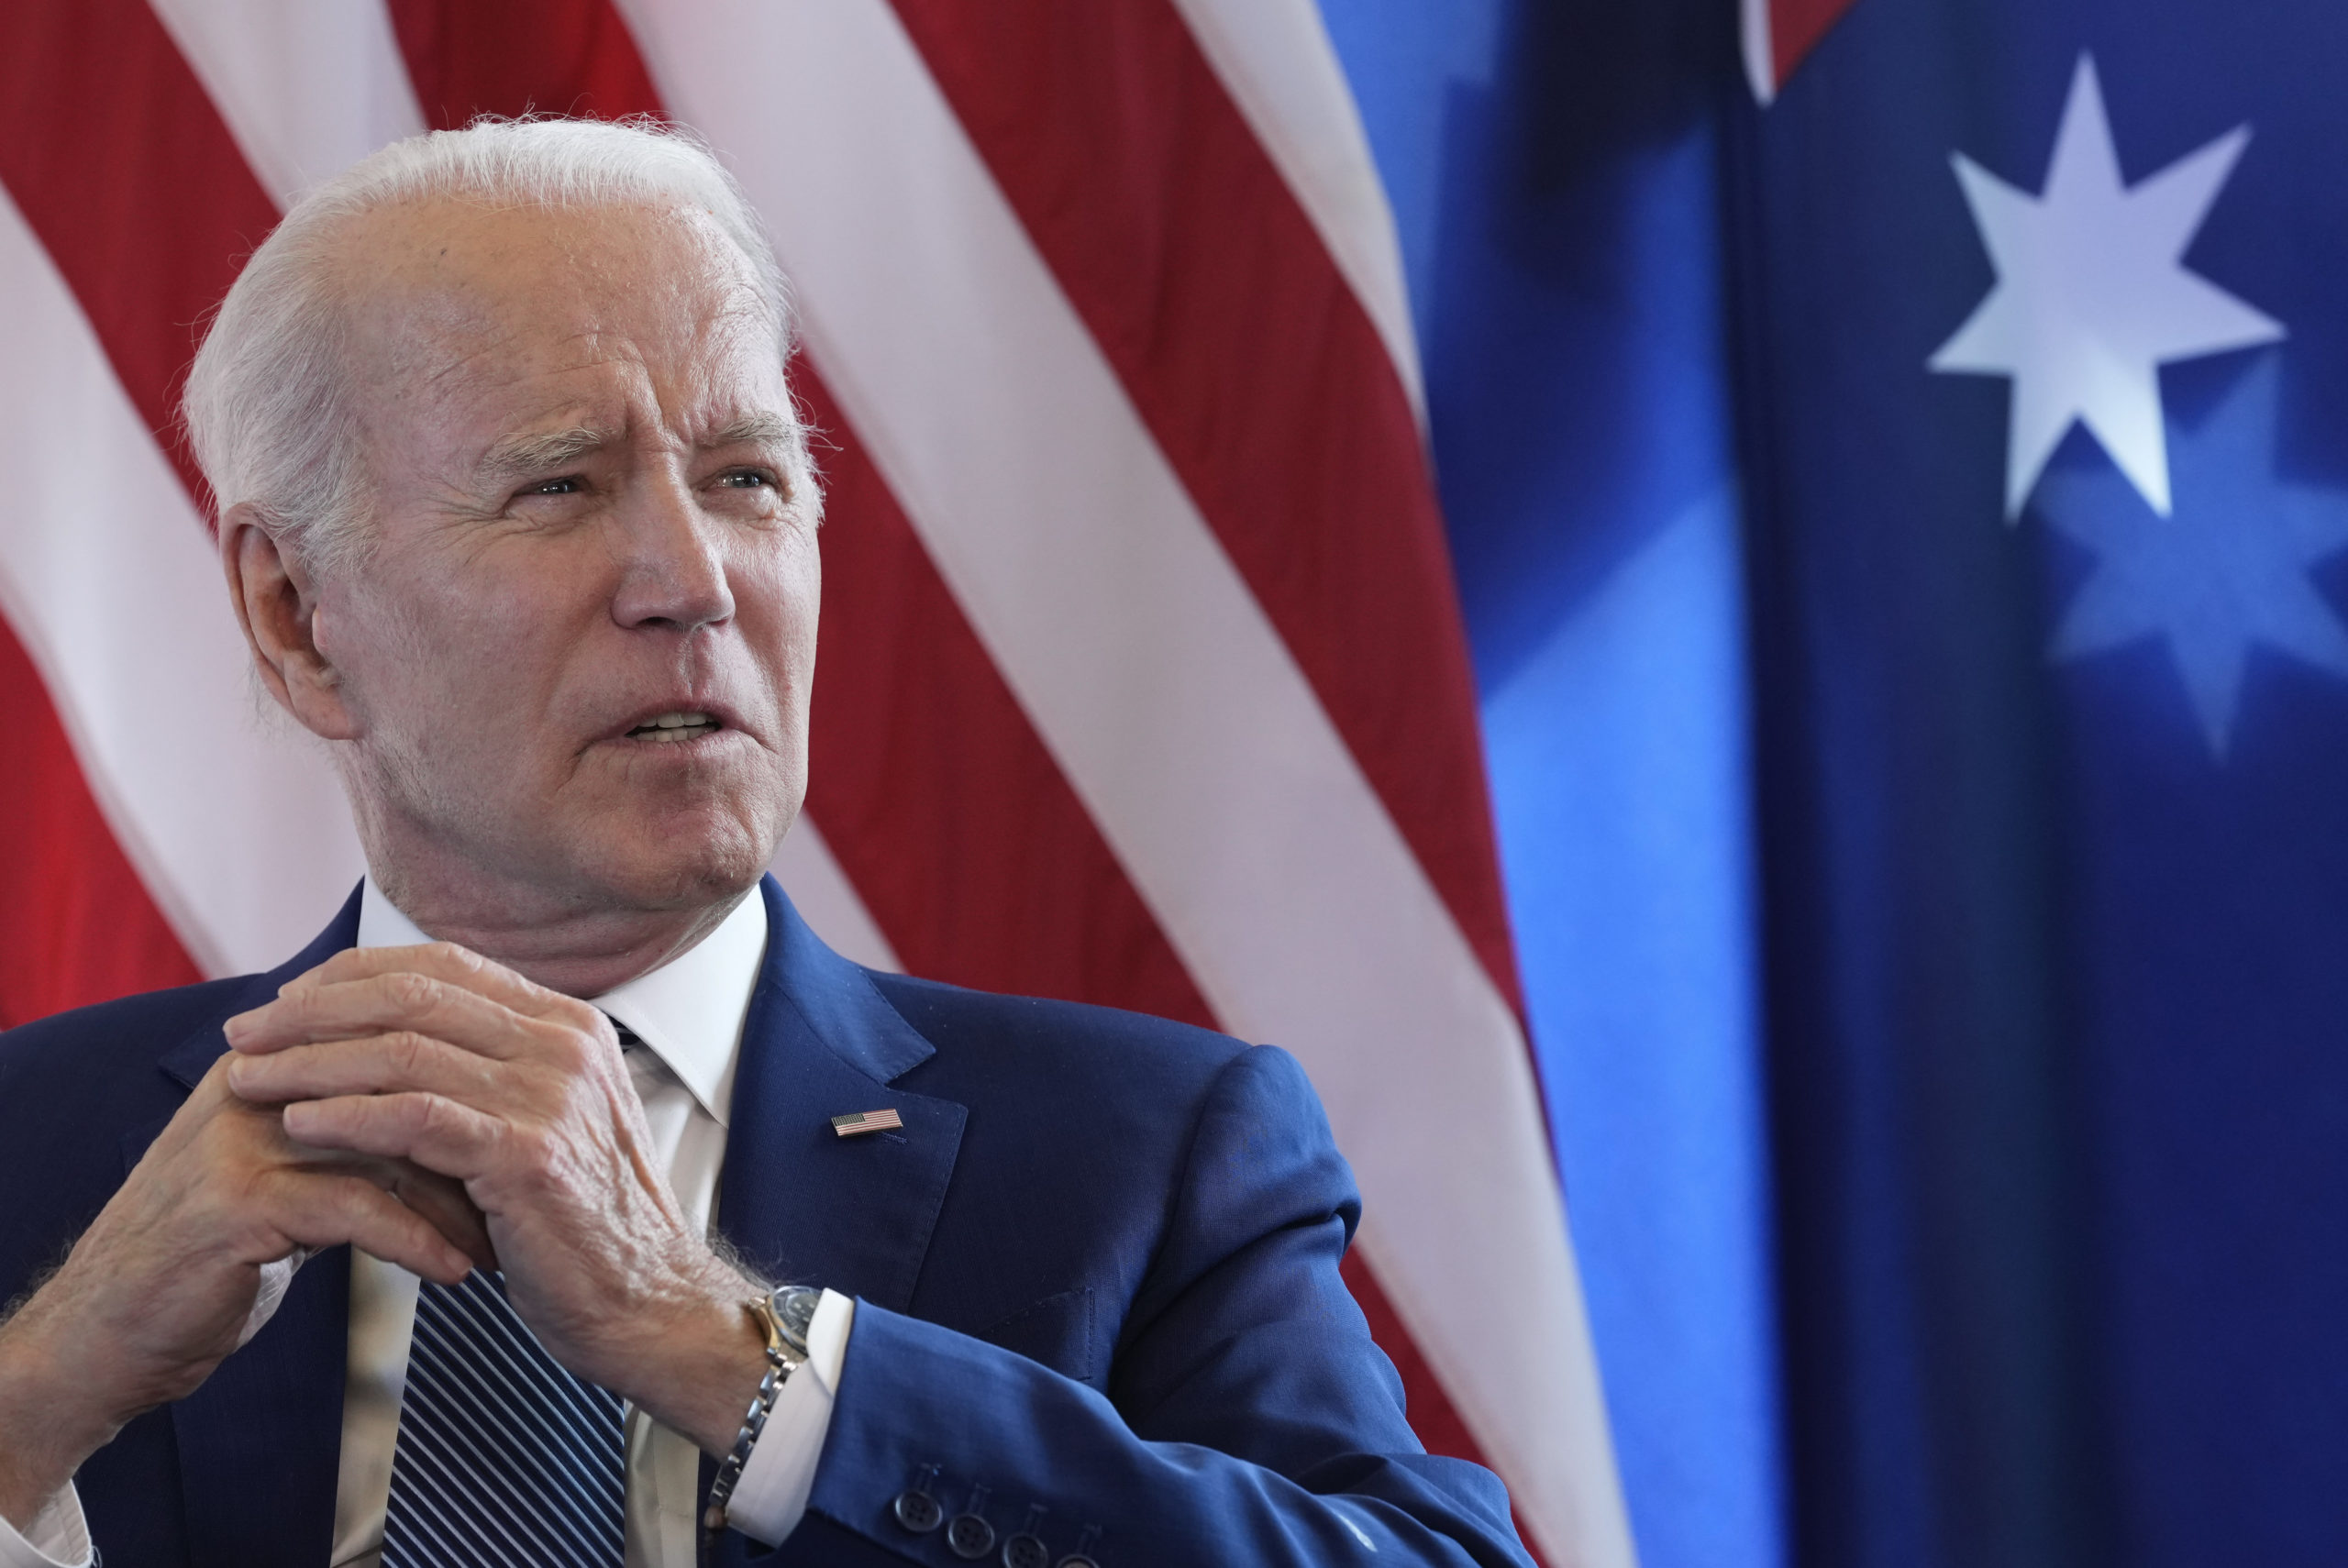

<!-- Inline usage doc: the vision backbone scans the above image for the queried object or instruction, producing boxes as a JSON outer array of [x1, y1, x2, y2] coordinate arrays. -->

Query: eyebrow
[[705, 411, 795, 450], [476, 424, 618, 486], [473, 411, 793, 487]]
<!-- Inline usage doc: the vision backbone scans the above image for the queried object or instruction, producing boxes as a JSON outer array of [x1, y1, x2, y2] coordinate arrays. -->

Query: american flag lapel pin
[[831, 1108, 905, 1138]]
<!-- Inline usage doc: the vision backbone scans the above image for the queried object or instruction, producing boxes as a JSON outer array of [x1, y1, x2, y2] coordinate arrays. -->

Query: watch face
[[776, 1285, 821, 1346]]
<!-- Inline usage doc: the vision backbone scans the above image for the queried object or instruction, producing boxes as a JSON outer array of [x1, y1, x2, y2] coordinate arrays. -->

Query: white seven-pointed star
[[1930, 53, 2283, 518]]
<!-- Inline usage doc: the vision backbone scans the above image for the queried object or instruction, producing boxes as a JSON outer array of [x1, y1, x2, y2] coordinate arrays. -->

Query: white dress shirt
[[1, 880, 853, 1568]]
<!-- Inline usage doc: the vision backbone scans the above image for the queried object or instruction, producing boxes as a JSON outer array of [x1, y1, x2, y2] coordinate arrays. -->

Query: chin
[[582, 808, 783, 909]]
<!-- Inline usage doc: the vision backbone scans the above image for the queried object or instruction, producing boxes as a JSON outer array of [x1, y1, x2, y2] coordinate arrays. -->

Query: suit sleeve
[[775, 1043, 1535, 1568]]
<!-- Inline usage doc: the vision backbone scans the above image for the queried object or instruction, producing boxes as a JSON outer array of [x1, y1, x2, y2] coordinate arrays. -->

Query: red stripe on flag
[[1769, 0, 1866, 90], [0, 0, 279, 513], [383, 0, 665, 128], [384, 0, 1515, 1499], [0, 619, 201, 1027], [0, 0, 257, 1017], [797, 370, 1216, 1024], [883, 0, 1525, 1017], [379, 3, 1216, 1023]]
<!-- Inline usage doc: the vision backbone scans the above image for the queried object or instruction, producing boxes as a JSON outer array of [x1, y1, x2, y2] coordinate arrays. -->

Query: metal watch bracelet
[[703, 1285, 821, 1534]]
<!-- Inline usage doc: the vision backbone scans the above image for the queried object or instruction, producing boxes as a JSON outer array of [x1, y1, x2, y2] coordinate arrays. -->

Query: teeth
[[628, 711, 719, 742]]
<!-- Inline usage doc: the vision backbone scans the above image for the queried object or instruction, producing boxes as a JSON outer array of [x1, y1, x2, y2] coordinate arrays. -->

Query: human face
[[311, 199, 817, 926]]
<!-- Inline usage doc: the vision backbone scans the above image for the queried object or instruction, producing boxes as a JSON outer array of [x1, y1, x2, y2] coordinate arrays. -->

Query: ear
[[219, 502, 360, 741]]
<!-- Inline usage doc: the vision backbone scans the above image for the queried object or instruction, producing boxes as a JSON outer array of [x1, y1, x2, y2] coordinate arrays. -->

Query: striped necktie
[[379, 1019, 641, 1564], [380, 1268, 627, 1567]]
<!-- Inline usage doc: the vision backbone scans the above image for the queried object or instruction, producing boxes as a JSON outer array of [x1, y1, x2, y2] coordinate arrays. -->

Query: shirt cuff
[[0, 1485, 92, 1568], [720, 1288, 855, 1546]]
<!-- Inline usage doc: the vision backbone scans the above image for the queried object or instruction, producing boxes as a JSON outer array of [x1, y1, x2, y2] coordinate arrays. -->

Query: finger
[[274, 943, 581, 1023], [281, 1092, 509, 1185], [380, 1165, 500, 1272], [225, 1030, 507, 1107], [226, 970, 568, 1062], [250, 1165, 474, 1285], [264, 1136, 500, 1273]]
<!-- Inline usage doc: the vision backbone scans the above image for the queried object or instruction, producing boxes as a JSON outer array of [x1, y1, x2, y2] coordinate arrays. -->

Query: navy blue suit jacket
[[0, 878, 1531, 1567]]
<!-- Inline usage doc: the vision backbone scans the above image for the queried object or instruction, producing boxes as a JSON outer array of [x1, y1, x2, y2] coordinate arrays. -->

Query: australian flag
[[1736, 2, 2348, 1565], [1337, 1, 2348, 1565]]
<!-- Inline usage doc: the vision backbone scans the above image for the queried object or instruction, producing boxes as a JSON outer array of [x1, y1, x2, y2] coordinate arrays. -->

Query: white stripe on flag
[[0, 181, 363, 976], [612, 4, 1630, 1560], [1742, 0, 1779, 104], [144, 0, 426, 204], [1165, 0, 1426, 420]]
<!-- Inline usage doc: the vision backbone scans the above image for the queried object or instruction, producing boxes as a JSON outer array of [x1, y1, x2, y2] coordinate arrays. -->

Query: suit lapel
[[150, 889, 362, 1568], [715, 878, 967, 1312], [152, 887, 361, 1090]]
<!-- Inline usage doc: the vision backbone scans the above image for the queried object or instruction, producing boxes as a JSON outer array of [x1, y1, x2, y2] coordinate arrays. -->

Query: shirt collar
[[355, 878, 769, 1129]]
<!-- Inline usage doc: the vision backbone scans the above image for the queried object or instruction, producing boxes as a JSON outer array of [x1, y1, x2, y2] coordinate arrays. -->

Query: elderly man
[[0, 120, 1530, 1568]]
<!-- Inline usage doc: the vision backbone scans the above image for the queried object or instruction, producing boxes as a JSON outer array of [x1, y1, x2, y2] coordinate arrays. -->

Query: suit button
[[1002, 1533, 1050, 1568], [892, 1490, 943, 1532], [947, 1513, 997, 1559], [1056, 1558, 1100, 1568]]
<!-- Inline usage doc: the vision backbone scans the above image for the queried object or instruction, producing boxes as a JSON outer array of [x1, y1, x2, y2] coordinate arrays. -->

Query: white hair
[[182, 116, 811, 580]]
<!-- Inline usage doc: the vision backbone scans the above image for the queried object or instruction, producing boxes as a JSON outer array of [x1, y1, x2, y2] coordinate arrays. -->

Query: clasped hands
[[0, 944, 766, 1529]]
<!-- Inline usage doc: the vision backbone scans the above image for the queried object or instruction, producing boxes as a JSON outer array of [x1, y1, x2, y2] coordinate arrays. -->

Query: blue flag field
[[1325, 2, 2348, 1566]]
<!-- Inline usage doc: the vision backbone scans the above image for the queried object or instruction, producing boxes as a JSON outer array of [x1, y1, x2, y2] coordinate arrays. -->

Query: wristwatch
[[759, 1282, 821, 1363], [703, 1284, 824, 1534]]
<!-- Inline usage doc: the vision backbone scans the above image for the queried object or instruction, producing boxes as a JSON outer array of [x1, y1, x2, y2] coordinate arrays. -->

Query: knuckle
[[322, 1175, 377, 1226], [506, 1121, 554, 1177], [545, 1027, 591, 1074], [383, 970, 440, 1012], [228, 1163, 282, 1217], [415, 1093, 477, 1147], [388, 1030, 434, 1075]]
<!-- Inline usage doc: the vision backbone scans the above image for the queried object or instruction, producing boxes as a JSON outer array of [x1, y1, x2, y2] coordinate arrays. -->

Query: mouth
[[621, 710, 726, 745]]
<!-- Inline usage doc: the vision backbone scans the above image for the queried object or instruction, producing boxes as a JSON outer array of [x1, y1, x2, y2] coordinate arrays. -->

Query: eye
[[526, 475, 584, 496], [716, 469, 779, 491]]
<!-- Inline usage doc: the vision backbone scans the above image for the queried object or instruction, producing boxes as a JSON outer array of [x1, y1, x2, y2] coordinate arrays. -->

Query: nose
[[610, 471, 736, 635]]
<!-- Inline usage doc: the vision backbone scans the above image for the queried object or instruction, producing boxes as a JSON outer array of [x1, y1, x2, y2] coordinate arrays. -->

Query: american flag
[[0, 1, 1626, 1563], [830, 1109, 904, 1138]]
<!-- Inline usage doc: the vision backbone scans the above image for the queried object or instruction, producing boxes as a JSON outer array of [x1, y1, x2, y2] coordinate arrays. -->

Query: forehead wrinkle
[[429, 326, 649, 396], [331, 202, 790, 495]]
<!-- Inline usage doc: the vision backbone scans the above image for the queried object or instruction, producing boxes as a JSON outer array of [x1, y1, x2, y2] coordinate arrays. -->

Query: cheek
[[737, 532, 821, 697], [420, 595, 540, 710], [788, 538, 821, 670], [339, 559, 584, 747]]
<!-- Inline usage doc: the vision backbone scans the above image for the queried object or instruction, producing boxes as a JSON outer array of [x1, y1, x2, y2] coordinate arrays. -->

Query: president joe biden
[[0, 117, 1532, 1568]]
